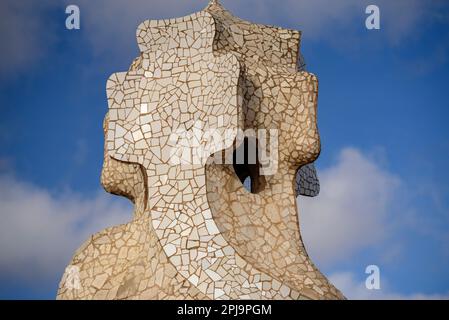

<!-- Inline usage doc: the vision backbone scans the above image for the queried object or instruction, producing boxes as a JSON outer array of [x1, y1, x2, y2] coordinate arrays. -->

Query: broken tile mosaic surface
[[57, 0, 344, 300]]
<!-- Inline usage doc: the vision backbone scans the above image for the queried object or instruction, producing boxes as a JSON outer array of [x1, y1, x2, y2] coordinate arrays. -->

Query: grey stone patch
[[296, 163, 320, 197]]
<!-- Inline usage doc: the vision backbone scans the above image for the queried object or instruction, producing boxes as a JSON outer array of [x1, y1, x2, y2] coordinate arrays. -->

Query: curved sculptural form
[[57, 1, 344, 300]]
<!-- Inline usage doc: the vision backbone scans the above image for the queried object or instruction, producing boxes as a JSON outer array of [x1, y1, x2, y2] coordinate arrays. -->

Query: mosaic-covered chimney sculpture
[[57, 1, 344, 300]]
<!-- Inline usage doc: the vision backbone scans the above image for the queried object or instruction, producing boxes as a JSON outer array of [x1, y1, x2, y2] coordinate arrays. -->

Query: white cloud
[[299, 147, 401, 265], [329, 271, 449, 300], [298, 147, 449, 299], [0, 174, 131, 285]]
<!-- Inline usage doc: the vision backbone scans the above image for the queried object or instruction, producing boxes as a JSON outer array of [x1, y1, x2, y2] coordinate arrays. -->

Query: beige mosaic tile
[[57, 0, 344, 300]]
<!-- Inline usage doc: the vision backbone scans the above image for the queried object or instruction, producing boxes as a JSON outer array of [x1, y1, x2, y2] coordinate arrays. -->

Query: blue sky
[[0, 0, 448, 299]]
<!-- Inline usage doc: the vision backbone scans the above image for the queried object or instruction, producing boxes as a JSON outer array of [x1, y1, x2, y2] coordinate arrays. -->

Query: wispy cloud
[[299, 147, 401, 265], [298, 147, 449, 299], [0, 174, 131, 289], [330, 271, 449, 300]]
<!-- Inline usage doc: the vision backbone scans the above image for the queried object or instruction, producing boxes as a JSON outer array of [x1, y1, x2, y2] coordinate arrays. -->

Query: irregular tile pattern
[[296, 164, 320, 197], [57, 0, 344, 300]]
